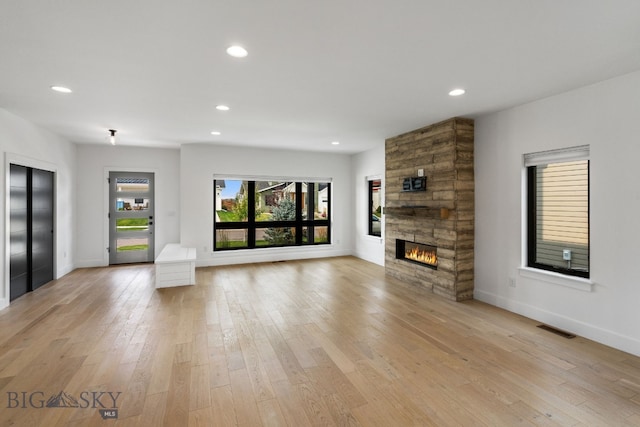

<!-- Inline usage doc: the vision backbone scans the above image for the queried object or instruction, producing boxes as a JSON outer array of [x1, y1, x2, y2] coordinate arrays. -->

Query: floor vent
[[537, 324, 576, 339]]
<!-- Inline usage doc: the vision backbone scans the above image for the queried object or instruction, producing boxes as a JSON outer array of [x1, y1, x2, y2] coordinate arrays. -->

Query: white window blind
[[524, 145, 589, 167]]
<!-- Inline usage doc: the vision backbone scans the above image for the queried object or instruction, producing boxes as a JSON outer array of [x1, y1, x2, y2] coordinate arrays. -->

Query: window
[[368, 179, 381, 237], [526, 146, 589, 278], [214, 178, 331, 250]]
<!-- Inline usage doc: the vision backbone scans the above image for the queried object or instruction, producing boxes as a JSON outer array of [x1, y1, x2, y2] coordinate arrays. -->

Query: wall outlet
[[509, 277, 516, 288], [562, 249, 572, 261], [417, 168, 424, 177]]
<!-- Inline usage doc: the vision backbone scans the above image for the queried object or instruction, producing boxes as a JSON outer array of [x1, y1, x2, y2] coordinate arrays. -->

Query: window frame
[[525, 146, 590, 279], [214, 178, 331, 251]]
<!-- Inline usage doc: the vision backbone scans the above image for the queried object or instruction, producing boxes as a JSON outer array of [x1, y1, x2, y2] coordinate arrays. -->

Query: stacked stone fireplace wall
[[385, 117, 474, 301]]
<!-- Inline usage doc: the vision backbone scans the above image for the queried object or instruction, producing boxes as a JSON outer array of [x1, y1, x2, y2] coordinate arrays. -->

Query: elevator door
[[9, 164, 54, 301]]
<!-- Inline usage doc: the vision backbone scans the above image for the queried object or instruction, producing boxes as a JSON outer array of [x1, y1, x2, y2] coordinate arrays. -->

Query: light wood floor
[[0, 257, 639, 426]]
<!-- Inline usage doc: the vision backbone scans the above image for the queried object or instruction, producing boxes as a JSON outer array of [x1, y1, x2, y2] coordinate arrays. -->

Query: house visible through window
[[214, 178, 331, 250], [526, 146, 589, 278], [368, 179, 381, 237]]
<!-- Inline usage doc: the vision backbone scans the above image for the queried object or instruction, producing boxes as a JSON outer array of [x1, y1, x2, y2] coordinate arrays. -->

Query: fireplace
[[396, 240, 437, 269], [385, 117, 474, 301]]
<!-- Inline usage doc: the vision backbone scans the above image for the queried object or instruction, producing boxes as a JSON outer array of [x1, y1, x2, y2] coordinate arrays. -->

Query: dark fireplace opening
[[396, 239, 438, 269]]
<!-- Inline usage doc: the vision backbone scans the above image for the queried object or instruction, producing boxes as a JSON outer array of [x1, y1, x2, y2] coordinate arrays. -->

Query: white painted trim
[[354, 242, 385, 267], [102, 166, 159, 266], [518, 266, 593, 292], [519, 153, 591, 291], [75, 259, 107, 268], [212, 173, 332, 183], [520, 166, 528, 267], [57, 263, 75, 278], [197, 245, 350, 267], [474, 289, 640, 357], [523, 144, 590, 166]]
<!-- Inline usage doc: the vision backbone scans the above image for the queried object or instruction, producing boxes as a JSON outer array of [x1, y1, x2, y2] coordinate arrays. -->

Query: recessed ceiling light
[[51, 86, 72, 93], [210, 131, 221, 135], [449, 88, 466, 97], [331, 141, 340, 145], [226, 45, 248, 58], [216, 105, 230, 111]]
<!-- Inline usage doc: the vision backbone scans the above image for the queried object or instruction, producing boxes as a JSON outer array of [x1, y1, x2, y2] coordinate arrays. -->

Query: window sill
[[518, 267, 593, 292]]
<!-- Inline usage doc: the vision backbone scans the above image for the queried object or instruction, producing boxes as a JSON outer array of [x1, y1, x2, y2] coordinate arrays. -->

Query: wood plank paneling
[[385, 117, 475, 301]]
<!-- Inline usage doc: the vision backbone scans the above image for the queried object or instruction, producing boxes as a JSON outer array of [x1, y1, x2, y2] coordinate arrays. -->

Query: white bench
[[155, 243, 196, 288]]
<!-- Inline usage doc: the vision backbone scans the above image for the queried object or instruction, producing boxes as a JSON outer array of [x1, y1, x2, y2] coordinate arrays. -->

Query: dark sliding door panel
[[9, 164, 55, 301], [31, 168, 54, 290], [10, 164, 29, 301]]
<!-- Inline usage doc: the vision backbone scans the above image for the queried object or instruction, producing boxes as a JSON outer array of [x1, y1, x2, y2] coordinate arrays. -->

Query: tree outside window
[[214, 179, 331, 250]]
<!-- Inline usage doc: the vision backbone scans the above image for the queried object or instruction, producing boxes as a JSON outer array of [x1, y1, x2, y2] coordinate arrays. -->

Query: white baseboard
[[474, 289, 640, 357], [74, 259, 108, 268], [196, 247, 352, 267], [56, 263, 75, 278], [353, 250, 384, 266]]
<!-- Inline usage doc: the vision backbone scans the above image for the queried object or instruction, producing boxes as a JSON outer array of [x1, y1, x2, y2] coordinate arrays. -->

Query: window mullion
[[295, 182, 303, 245], [326, 183, 331, 241], [248, 181, 256, 248], [527, 166, 537, 268]]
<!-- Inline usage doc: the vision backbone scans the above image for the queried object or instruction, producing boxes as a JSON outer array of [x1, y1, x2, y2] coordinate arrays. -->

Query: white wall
[[0, 108, 76, 309], [351, 143, 385, 266], [75, 145, 180, 267], [475, 70, 640, 356], [180, 144, 353, 266]]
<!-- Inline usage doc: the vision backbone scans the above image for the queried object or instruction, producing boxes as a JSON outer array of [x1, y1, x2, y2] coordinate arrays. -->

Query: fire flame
[[405, 246, 437, 266]]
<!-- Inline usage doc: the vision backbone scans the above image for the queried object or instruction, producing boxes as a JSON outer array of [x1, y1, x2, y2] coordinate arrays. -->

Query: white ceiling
[[1, 1, 640, 153]]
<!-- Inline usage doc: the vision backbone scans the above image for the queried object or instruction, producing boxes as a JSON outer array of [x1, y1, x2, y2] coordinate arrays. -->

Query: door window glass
[[116, 178, 149, 193]]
